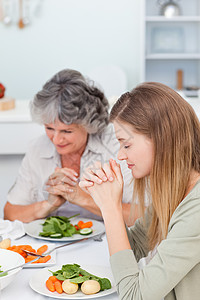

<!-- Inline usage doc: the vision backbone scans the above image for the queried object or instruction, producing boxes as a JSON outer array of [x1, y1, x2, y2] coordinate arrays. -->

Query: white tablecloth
[[1, 234, 119, 300]]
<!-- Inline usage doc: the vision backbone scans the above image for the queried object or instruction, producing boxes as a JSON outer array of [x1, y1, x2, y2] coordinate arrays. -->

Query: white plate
[[29, 264, 116, 299], [12, 242, 56, 268], [24, 217, 105, 242]]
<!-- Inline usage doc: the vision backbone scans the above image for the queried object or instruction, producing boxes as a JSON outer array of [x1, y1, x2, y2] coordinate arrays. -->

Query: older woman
[[4, 69, 133, 224]]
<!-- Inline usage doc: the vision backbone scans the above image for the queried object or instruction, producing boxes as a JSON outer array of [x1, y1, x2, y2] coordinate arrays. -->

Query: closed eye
[[62, 130, 72, 133], [45, 126, 54, 131]]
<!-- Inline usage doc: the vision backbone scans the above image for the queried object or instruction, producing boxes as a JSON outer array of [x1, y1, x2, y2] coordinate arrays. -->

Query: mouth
[[127, 163, 135, 169], [56, 144, 69, 148]]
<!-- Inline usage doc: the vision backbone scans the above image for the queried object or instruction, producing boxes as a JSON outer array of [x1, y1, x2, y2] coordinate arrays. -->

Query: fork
[[22, 237, 88, 257], [93, 232, 105, 242], [22, 232, 105, 258]]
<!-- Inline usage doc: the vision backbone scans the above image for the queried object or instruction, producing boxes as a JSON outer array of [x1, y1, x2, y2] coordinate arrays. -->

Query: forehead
[[45, 120, 79, 130], [113, 121, 134, 140]]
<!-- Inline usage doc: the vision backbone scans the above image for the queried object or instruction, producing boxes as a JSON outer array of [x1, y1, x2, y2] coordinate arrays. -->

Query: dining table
[[1, 232, 119, 300]]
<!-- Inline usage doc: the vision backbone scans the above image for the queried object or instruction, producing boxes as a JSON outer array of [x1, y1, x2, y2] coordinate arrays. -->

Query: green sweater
[[110, 181, 200, 300]]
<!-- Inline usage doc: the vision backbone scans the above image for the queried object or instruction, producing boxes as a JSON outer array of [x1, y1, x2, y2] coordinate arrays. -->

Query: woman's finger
[[88, 163, 114, 182], [93, 168, 107, 182], [47, 176, 77, 186], [48, 172, 78, 186], [49, 168, 78, 181], [57, 167, 78, 178], [47, 184, 74, 195], [93, 161, 108, 181], [110, 159, 123, 183], [79, 180, 94, 189], [82, 167, 103, 184], [101, 163, 114, 182]]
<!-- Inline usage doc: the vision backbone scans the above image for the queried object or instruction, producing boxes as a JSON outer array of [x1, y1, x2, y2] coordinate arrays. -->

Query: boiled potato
[[62, 279, 79, 294], [81, 280, 101, 295], [0, 238, 11, 249]]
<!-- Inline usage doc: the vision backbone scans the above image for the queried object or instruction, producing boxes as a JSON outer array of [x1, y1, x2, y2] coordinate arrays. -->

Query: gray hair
[[30, 69, 109, 134]]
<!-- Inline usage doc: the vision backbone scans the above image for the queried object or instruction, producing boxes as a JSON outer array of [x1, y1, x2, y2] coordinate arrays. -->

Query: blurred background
[[0, 0, 142, 99]]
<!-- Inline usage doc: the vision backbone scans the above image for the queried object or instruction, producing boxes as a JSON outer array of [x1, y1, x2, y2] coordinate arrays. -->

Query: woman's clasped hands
[[79, 159, 124, 212], [45, 167, 80, 205]]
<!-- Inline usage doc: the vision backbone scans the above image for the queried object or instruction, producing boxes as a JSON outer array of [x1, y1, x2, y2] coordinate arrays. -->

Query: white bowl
[[0, 249, 25, 290]]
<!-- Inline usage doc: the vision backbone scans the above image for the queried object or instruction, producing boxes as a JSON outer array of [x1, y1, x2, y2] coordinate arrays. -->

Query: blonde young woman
[[79, 82, 200, 300]]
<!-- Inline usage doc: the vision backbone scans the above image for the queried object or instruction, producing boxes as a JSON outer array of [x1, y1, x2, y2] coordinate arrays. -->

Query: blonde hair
[[110, 82, 200, 249]]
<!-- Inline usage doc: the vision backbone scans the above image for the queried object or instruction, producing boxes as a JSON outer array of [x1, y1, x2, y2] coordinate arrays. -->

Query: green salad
[[39, 215, 79, 238], [50, 263, 111, 291]]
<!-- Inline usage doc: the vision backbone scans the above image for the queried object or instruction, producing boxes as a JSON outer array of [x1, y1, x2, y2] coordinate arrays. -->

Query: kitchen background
[[0, 0, 141, 99], [0, 0, 200, 218]]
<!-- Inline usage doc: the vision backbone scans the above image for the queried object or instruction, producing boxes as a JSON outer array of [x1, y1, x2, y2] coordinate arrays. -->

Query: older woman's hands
[[46, 167, 83, 204], [46, 167, 78, 189], [79, 159, 124, 212], [47, 194, 66, 208]]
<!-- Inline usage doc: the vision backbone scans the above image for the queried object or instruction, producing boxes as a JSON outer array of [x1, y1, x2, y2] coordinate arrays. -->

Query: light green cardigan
[[110, 181, 200, 300]]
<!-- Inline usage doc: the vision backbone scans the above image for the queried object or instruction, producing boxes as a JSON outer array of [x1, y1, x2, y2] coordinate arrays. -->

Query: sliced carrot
[[78, 220, 84, 228], [32, 255, 51, 264], [46, 278, 55, 292], [80, 221, 93, 229], [7, 246, 14, 250], [18, 249, 27, 258], [37, 245, 48, 255], [8, 244, 51, 264], [21, 245, 36, 252], [54, 280, 63, 294], [24, 255, 36, 263], [49, 276, 58, 283]]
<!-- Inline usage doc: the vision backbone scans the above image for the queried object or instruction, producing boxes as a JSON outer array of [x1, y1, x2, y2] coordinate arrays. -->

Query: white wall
[[0, 0, 142, 100]]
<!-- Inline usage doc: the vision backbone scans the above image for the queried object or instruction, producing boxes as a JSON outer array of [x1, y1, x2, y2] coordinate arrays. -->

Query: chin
[[132, 169, 150, 179], [56, 148, 70, 155], [131, 170, 142, 179]]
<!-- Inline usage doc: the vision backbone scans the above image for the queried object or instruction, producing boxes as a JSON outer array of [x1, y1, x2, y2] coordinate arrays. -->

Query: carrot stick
[[20, 245, 35, 252], [54, 280, 63, 294], [37, 245, 48, 255], [46, 278, 55, 292], [25, 255, 36, 263], [32, 255, 51, 264]]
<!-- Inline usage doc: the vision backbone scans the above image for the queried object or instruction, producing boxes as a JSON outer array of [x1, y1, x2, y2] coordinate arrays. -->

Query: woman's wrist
[[34, 200, 57, 219], [101, 203, 131, 255], [101, 200, 123, 219]]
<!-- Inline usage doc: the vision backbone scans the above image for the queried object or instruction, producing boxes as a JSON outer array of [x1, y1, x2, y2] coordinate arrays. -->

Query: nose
[[52, 131, 64, 144], [117, 148, 127, 161]]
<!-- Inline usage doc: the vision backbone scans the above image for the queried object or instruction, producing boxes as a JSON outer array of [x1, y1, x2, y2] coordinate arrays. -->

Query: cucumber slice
[[50, 233, 62, 238], [79, 228, 93, 235]]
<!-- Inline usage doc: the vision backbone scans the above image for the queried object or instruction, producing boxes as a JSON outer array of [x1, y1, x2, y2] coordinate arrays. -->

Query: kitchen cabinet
[[141, 0, 200, 92]]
